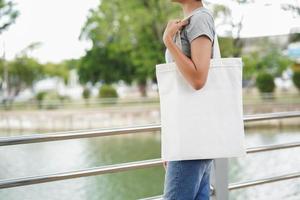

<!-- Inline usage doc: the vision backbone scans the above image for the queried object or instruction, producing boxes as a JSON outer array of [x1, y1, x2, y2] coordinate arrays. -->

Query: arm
[[164, 35, 212, 90], [163, 13, 214, 90]]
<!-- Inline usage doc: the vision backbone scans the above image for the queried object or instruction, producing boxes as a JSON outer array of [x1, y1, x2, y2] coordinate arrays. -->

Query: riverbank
[[0, 103, 299, 132]]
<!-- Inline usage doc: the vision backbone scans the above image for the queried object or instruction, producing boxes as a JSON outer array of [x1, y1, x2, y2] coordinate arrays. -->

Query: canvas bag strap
[[174, 9, 221, 59]]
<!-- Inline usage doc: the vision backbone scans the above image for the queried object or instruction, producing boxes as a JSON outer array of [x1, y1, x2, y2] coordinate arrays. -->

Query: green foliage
[[78, 0, 292, 95], [35, 91, 47, 109], [217, 36, 244, 57], [39, 90, 70, 109], [82, 87, 91, 99], [35, 91, 47, 101], [258, 49, 292, 77], [0, 0, 19, 34], [288, 33, 300, 43], [78, 46, 133, 85], [9, 56, 43, 86], [255, 72, 275, 94], [292, 71, 300, 91], [34, 90, 62, 109], [64, 59, 79, 70], [242, 52, 260, 80], [58, 94, 70, 102], [0, 56, 75, 100], [98, 84, 118, 98], [241, 43, 292, 82], [43, 61, 70, 84], [43, 59, 77, 84], [0, 55, 43, 97], [218, 37, 235, 57], [0, 53, 78, 103], [78, 0, 180, 87]]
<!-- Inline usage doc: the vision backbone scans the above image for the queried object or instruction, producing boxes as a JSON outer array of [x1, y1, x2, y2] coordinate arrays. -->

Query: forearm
[[165, 37, 200, 88]]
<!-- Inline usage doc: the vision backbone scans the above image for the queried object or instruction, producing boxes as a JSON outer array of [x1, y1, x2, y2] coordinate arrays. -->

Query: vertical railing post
[[210, 158, 229, 200]]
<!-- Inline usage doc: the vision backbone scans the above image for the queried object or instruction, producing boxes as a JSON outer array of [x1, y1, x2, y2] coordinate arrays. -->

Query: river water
[[0, 124, 300, 200]]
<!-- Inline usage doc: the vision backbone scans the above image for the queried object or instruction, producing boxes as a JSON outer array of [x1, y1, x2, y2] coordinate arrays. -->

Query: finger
[[170, 19, 181, 24], [179, 20, 189, 27], [182, 20, 189, 25]]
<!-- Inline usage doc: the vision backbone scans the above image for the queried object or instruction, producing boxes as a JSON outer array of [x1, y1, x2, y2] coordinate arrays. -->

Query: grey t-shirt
[[165, 6, 215, 63]]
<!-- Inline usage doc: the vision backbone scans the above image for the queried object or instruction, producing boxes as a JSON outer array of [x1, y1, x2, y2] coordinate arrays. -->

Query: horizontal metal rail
[[246, 141, 300, 153], [0, 124, 160, 146], [243, 111, 300, 122], [0, 159, 162, 189], [1, 111, 300, 146], [228, 171, 300, 190], [0, 141, 299, 189], [140, 172, 300, 200]]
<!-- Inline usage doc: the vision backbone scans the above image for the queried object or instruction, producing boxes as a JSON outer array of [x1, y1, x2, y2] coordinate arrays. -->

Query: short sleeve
[[185, 11, 215, 44]]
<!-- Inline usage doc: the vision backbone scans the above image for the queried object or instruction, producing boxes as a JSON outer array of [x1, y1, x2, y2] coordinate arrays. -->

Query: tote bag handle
[[174, 9, 221, 59]]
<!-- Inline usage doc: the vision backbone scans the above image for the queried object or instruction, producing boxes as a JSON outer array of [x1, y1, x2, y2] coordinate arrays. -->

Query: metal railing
[[1, 111, 299, 146], [0, 111, 300, 200], [141, 171, 300, 200]]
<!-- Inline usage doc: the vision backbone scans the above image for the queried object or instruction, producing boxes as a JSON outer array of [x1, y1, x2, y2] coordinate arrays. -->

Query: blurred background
[[0, 0, 300, 199]]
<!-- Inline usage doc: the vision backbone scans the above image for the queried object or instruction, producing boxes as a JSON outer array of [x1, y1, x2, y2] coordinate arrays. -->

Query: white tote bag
[[156, 13, 247, 161]]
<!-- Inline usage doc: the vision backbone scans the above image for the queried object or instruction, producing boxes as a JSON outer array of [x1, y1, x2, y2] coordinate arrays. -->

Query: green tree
[[218, 37, 236, 58], [0, 43, 43, 107], [241, 38, 292, 83], [0, 0, 19, 34], [98, 84, 118, 104], [43, 61, 70, 85], [79, 0, 179, 97], [99, 84, 118, 98], [0, 55, 43, 98], [255, 72, 275, 99], [242, 52, 259, 81], [82, 87, 91, 106], [258, 48, 292, 77], [292, 71, 300, 92], [82, 87, 91, 99], [35, 91, 46, 109], [288, 33, 300, 43], [0, 56, 75, 103], [78, 45, 133, 85]]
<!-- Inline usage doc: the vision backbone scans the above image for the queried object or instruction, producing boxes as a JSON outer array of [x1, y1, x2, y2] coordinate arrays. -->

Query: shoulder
[[184, 8, 215, 43], [188, 8, 214, 27]]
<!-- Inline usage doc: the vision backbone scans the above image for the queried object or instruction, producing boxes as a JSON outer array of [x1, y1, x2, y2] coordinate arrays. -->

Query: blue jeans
[[163, 159, 213, 200]]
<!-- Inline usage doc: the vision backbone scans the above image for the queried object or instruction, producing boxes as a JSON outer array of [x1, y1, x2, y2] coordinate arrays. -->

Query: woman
[[162, 0, 216, 199]]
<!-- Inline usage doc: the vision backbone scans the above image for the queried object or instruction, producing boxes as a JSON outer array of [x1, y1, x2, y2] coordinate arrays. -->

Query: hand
[[163, 19, 188, 47], [163, 161, 168, 170]]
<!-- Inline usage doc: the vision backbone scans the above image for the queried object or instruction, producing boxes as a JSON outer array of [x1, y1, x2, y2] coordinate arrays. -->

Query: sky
[[0, 0, 300, 63], [211, 0, 300, 38], [1, 0, 99, 63]]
